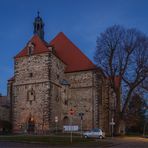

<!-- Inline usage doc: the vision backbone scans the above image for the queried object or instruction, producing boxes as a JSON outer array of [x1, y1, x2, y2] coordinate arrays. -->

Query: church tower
[[33, 12, 44, 40]]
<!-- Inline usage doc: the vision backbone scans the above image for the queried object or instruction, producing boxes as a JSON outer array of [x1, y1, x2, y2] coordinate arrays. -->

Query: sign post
[[55, 116, 58, 134], [79, 112, 84, 138], [110, 118, 115, 138], [69, 108, 75, 143]]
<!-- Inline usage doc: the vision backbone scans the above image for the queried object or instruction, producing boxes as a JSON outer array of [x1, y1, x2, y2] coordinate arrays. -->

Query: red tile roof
[[14, 32, 96, 72], [50, 32, 96, 72], [15, 35, 50, 58]]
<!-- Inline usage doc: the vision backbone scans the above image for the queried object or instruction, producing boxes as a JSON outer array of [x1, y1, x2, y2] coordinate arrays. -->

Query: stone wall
[[0, 107, 9, 121], [49, 53, 66, 129], [64, 71, 95, 130], [0, 96, 10, 122], [9, 49, 115, 134], [12, 53, 51, 133]]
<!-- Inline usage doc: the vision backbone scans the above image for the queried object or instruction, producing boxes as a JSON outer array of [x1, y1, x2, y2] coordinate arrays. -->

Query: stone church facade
[[8, 14, 116, 135]]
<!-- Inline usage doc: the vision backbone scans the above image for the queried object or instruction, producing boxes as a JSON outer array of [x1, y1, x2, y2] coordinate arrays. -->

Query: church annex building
[[8, 14, 116, 135]]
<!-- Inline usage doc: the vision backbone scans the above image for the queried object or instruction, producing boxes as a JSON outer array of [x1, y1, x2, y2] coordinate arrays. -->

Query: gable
[[15, 35, 50, 58], [14, 32, 96, 72], [50, 32, 96, 72]]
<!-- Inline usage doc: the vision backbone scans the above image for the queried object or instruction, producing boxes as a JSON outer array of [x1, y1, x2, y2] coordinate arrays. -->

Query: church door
[[27, 117, 35, 134], [63, 116, 69, 125]]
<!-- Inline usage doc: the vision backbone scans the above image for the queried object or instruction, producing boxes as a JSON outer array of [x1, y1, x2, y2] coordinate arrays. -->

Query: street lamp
[[79, 112, 84, 138], [110, 118, 115, 137], [55, 116, 58, 134], [69, 108, 75, 143]]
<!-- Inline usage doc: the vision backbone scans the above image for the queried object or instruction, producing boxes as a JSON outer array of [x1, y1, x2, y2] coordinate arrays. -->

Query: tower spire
[[37, 11, 40, 17], [33, 12, 44, 40]]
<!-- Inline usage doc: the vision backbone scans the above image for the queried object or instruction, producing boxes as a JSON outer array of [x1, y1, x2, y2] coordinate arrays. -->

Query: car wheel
[[99, 135, 103, 139]]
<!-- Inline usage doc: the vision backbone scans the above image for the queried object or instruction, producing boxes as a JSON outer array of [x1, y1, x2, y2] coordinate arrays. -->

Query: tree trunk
[[114, 89, 126, 135], [114, 113, 126, 135]]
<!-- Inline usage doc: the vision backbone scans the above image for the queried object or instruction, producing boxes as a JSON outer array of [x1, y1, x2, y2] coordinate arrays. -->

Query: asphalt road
[[0, 142, 49, 148], [108, 137, 148, 148], [0, 137, 147, 148]]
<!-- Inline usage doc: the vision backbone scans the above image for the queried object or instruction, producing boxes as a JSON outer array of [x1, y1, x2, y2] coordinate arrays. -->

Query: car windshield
[[92, 128, 101, 132]]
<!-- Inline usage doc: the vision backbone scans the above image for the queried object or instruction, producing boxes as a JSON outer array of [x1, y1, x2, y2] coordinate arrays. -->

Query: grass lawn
[[0, 135, 112, 146]]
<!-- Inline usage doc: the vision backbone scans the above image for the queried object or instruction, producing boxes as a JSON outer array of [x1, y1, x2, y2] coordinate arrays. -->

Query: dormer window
[[28, 47, 32, 56], [27, 42, 35, 56], [48, 46, 53, 51]]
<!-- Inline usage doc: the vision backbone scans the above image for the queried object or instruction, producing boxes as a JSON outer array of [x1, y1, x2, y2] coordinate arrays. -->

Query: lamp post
[[55, 116, 58, 134], [79, 112, 84, 138], [110, 117, 115, 138], [69, 108, 75, 143]]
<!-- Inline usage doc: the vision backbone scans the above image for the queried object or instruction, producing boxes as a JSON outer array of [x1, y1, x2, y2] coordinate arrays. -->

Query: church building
[[8, 13, 115, 135]]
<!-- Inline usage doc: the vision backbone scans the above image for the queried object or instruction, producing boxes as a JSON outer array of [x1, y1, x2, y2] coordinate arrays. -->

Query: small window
[[57, 74, 59, 79], [27, 42, 34, 56], [37, 24, 39, 30], [64, 100, 68, 105], [27, 89, 35, 104], [15, 61, 18, 65], [29, 73, 33, 77], [28, 47, 33, 56]]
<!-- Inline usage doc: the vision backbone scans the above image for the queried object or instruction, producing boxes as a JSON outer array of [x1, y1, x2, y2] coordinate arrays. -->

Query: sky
[[0, 0, 148, 95]]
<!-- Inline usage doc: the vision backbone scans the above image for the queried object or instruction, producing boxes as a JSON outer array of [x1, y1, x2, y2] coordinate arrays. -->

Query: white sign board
[[63, 125, 79, 132], [110, 122, 115, 125]]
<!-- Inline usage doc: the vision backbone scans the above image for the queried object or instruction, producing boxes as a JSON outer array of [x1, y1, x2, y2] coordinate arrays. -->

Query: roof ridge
[[50, 32, 95, 66], [49, 32, 96, 72]]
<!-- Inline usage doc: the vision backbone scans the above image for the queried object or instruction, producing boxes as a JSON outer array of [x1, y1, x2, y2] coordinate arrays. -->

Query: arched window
[[27, 42, 35, 56], [63, 116, 69, 125], [27, 89, 35, 104]]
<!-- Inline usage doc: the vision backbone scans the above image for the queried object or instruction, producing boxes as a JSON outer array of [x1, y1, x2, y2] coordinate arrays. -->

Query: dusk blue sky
[[1, 0, 148, 95]]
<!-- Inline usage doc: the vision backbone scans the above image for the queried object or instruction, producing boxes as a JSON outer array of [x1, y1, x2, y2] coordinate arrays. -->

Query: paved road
[[106, 137, 148, 148], [0, 137, 148, 148], [0, 142, 50, 148]]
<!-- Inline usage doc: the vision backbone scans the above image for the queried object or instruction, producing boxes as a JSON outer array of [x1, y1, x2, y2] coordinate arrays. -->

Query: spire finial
[[33, 11, 44, 40], [37, 11, 40, 17]]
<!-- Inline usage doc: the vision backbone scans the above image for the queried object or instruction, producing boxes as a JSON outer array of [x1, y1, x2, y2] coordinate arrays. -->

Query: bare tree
[[95, 25, 148, 134]]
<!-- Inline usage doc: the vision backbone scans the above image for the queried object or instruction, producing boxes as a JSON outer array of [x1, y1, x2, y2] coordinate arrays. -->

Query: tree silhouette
[[95, 25, 148, 134]]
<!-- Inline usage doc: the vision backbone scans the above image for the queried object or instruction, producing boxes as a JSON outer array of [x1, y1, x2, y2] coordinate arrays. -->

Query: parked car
[[83, 128, 105, 139]]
